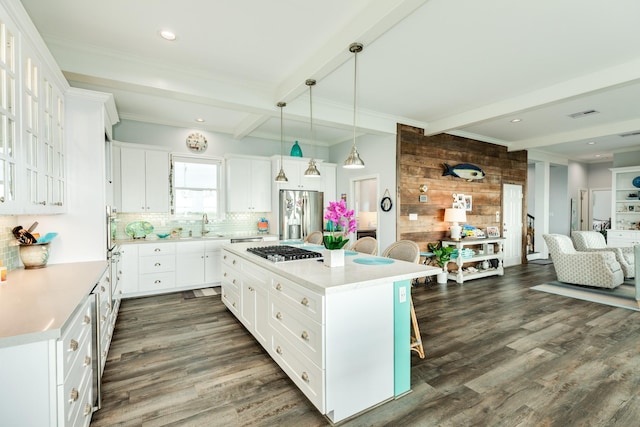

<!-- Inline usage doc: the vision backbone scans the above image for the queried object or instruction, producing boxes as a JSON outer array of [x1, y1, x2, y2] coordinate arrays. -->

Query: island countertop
[[0, 261, 108, 348], [223, 241, 441, 295]]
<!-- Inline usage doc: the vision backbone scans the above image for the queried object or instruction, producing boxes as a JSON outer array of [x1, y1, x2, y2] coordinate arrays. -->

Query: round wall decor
[[186, 132, 208, 152]]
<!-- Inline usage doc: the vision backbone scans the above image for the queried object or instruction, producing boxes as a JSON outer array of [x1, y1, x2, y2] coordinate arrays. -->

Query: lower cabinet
[[607, 230, 640, 247], [121, 239, 231, 297], [221, 249, 396, 423]]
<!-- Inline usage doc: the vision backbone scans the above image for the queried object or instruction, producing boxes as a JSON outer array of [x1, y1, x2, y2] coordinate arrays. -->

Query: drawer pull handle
[[301, 372, 309, 382], [301, 297, 309, 306], [84, 403, 92, 416], [248, 286, 254, 291], [106, 303, 112, 310], [106, 277, 110, 283], [224, 255, 227, 260], [232, 302, 236, 308], [70, 388, 79, 402], [276, 312, 282, 320], [83, 315, 91, 324], [224, 272, 227, 277], [101, 286, 106, 292], [155, 262, 161, 267], [84, 356, 92, 366], [276, 283, 282, 291], [232, 260, 236, 265], [232, 279, 237, 284], [276, 346, 283, 355], [301, 331, 309, 341], [155, 280, 162, 284], [69, 339, 79, 351], [101, 315, 107, 322], [223, 293, 227, 298], [154, 248, 161, 252]]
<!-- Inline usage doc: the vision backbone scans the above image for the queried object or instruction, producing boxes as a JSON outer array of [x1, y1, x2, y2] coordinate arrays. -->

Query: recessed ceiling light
[[160, 30, 176, 41], [510, 118, 522, 123], [595, 154, 601, 157], [195, 118, 205, 123], [587, 141, 596, 145]]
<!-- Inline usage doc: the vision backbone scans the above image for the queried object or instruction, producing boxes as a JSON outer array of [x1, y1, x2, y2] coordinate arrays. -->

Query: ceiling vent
[[568, 109, 600, 119], [620, 131, 640, 137]]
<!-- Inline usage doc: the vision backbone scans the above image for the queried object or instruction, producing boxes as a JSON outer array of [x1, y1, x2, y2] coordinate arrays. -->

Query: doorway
[[503, 183, 523, 267], [351, 175, 379, 250]]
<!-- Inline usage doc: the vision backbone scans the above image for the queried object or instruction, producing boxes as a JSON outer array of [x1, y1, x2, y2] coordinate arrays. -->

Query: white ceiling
[[20, 0, 640, 164]]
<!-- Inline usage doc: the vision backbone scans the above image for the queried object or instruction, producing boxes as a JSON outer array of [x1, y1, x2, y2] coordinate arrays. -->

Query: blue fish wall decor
[[442, 163, 485, 181]]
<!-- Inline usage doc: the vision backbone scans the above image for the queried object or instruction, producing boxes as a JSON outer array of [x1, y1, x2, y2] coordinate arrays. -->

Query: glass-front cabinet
[[0, 18, 17, 214], [611, 166, 640, 231]]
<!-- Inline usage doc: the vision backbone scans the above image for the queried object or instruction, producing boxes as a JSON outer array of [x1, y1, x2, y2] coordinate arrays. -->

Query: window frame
[[170, 153, 224, 218]]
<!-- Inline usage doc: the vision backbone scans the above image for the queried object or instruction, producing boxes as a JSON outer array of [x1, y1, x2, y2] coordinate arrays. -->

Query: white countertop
[[115, 233, 278, 245], [0, 261, 108, 348], [224, 242, 441, 295]]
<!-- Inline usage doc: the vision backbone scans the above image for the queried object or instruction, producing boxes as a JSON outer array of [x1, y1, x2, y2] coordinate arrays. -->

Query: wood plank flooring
[[90, 264, 640, 427]]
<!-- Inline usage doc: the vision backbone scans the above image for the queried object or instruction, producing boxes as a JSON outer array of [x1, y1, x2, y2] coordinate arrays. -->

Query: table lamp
[[444, 208, 467, 240]]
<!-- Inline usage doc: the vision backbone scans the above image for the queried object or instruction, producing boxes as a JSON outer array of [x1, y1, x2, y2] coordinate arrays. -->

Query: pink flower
[[324, 200, 356, 249]]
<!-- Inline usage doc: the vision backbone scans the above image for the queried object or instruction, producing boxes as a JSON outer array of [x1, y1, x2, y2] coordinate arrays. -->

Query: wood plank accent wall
[[396, 124, 528, 260]]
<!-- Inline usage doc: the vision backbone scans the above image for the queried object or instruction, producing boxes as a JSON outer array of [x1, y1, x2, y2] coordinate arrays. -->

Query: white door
[[503, 184, 523, 267]]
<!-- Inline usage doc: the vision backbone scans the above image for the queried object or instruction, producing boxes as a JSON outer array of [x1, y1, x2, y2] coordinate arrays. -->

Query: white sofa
[[571, 231, 635, 278]]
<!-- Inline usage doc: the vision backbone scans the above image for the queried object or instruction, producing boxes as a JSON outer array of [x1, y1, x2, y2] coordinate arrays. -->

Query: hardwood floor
[[90, 264, 640, 427]]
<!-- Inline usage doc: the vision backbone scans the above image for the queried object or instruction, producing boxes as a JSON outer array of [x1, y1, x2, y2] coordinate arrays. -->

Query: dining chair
[[350, 236, 378, 255], [304, 231, 324, 245]]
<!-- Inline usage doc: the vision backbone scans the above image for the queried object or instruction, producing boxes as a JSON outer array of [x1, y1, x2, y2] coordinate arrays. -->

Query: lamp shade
[[444, 208, 466, 223]]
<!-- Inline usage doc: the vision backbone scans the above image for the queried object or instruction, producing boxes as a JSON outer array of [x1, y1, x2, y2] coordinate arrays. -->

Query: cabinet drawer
[[270, 298, 323, 368], [139, 243, 176, 256], [271, 328, 324, 411], [139, 272, 176, 292], [221, 285, 240, 315], [221, 267, 242, 292], [222, 251, 241, 268], [139, 254, 176, 274], [57, 352, 93, 427], [271, 275, 323, 324], [57, 298, 93, 383]]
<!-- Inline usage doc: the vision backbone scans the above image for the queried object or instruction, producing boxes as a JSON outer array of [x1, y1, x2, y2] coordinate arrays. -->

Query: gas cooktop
[[247, 245, 323, 262]]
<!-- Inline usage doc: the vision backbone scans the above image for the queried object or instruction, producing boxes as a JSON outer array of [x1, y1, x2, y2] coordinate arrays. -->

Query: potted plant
[[323, 200, 356, 267], [428, 242, 455, 283]]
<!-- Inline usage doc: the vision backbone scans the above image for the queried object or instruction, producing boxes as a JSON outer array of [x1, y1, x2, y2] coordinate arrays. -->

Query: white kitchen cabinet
[[205, 239, 229, 283], [119, 145, 169, 213], [611, 166, 640, 232], [138, 242, 176, 293], [275, 158, 325, 191], [176, 240, 205, 287], [226, 156, 271, 212], [0, 5, 68, 214], [118, 243, 139, 295], [607, 230, 640, 248]]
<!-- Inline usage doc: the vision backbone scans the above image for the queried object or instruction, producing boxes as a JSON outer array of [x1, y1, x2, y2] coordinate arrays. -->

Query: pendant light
[[343, 42, 365, 169], [274, 102, 289, 182], [304, 78, 321, 177]]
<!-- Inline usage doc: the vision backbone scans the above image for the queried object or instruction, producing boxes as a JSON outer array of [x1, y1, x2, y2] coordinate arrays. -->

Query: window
[[171, 154, 222, 216]]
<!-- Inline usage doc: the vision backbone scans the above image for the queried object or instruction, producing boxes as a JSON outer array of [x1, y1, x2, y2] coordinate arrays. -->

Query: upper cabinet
[[226, 155, 271, 212], [611, 166, 640, 231], [0, 2, 69, 214], [119, 144, 169, 213]]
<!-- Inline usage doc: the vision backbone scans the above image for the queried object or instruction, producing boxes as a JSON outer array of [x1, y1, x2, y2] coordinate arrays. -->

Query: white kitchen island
[[221, 242, 440, 423]]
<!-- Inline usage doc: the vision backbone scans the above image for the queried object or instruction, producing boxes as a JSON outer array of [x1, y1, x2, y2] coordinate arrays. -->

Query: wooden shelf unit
[[441, 237, 505, 284]]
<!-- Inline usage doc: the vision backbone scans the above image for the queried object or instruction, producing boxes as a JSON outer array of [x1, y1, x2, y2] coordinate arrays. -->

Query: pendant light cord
[[352, 48, 358, 148]]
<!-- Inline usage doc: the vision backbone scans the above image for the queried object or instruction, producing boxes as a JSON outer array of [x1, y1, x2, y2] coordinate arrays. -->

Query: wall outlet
[[495, 211, 500, 222], [419, 195, 428, 202], [409, 213, 418, 220], [399, 286, 407, 303]]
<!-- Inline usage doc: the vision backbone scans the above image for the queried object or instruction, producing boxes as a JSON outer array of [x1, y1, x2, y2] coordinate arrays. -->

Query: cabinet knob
[[84, 355, 92, 366], [155, 280, 162, 284], [301, 297, 309, 306], [301, 331, 309, 341], [276, 346, 283, 355], [154, 248, 161, 252], [70, 388, 79, 402], [101, 286, 106, 292], [69, 339, 79, 351], [224, 255, 227, 260], [276, 312, 282, 320], [84, 403, 93, 416], [155, 262, 161, 267], [83, 315, 91, 324], [101, 315, 107, 322], [232, 260, 236, 265], [224, 272, 227, 277], [248, 286, 254, 291], [276, 283, 282, 291], [301, 372, 309, 382], [232, 279, 237, 284]]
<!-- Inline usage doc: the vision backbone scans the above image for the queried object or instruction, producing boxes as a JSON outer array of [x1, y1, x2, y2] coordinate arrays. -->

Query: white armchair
[[571, 231, 634, 278], [543, 234, 624, 289]]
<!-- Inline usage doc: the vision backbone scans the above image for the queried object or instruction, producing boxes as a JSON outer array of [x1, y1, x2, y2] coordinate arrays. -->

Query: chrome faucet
[[202, 213, 210, 236]]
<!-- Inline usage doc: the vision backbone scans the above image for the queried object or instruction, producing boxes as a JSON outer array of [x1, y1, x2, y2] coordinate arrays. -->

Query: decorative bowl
[[156, 233, 170, 239], [19, 243, 50, 269]]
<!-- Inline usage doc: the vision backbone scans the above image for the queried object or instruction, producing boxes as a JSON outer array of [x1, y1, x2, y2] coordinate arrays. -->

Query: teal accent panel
[[393, 279, 411, 396]]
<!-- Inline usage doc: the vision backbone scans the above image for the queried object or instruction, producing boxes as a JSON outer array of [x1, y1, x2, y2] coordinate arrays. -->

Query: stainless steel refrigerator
[[279, 190, 324, 241]]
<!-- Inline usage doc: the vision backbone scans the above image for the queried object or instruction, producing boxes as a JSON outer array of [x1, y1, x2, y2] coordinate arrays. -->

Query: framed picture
[[464, 195, 472, 212], [486, 226, 500, 237]]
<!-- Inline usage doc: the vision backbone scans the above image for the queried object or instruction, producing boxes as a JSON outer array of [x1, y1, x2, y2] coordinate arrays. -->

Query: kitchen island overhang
[[221, 242, 440, 423]]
